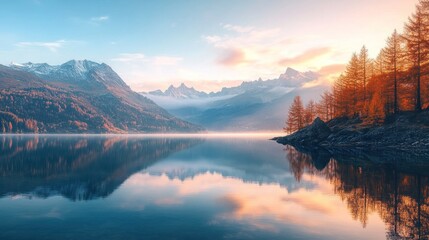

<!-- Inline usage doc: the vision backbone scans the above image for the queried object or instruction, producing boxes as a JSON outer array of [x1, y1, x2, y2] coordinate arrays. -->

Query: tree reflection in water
[[284, 145, 429, 240], [0, 135, 203, 201]]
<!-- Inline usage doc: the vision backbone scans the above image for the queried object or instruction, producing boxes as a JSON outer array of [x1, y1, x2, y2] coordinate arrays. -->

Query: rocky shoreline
[[273, 111, 429, 156]]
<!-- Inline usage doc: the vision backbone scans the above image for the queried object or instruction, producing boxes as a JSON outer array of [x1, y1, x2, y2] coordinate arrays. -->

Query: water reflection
[[0, 135, 203, 200], [285, 145, 429, 239], [1, 135, 427, 239]]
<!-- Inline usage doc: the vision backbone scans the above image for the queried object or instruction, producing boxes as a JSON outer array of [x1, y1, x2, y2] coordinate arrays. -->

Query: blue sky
[[0, 0, 418, 92]]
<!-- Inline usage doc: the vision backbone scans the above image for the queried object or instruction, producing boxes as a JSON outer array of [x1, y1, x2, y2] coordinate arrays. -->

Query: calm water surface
[[0, 135, 428, 240]]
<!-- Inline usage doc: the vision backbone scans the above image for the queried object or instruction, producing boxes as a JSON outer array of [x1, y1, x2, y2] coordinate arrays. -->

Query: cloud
[[15, 40, 67, 52], [118, 171, 384, 236], [90, 16, 109, 25], [203, 25, 286, 70], [278, 47, 332, 66], [218, 48, 246, 66], [91, 16, 109, 21], [111, 53, 145, 62], [201, 25, 343, 87], [203, 25, 304, 70], [70, 16, 109, 26], [302, 63, 346, 88], [317, 64, 346, 76]]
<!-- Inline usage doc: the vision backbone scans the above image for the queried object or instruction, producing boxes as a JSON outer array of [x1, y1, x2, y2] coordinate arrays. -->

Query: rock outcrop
[[275, 117, 331, 146], [274, 111, 429, 154]]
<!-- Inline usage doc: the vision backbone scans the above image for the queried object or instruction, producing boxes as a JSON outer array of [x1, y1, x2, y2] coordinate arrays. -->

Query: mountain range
[[0, 60, 327, 133], [149, 67, 317, 99], [143, 67, 328, 131], [149, 83, 208, 99], [0, 60, 203, 133]]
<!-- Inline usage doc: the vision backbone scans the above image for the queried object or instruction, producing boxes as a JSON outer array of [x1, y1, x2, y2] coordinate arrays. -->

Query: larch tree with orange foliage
[[384, 30, 405, 114], [403, 1, 429, 111], [284, 0, 429, 127], [284, 96, 305, 133], [359, 46, 371, 115]]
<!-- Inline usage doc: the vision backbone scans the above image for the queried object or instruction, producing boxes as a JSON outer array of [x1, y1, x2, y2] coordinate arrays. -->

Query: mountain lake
[[0, 134, 427, 240]]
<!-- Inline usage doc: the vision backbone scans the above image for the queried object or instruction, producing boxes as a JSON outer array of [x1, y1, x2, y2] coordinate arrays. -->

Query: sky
[[0, 0, 419, 92]]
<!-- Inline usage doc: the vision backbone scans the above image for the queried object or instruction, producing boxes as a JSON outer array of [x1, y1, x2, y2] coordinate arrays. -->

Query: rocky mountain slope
[[0, 60, 203, 133]]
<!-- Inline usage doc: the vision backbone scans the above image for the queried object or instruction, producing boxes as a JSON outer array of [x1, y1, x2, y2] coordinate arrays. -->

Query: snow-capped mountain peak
[[150, 83, 208, 99], [9, 60, 129, 89], [61, 60, 99, 73], [58, 60, 102, 78], [10, 61, 24, 67], [10, 62, 58, 75], [277, 67, 319, 87], [279, 67, 318, 81], [147, 67, 318, 99], [280, 67, 300, 78]]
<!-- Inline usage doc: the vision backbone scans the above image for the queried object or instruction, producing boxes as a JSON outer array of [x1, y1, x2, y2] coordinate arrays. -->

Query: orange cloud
[[301, 64, 346, 88], [317, 64, 346, 76], [278, 47, 332, 66], [218, 48, 247, 66]]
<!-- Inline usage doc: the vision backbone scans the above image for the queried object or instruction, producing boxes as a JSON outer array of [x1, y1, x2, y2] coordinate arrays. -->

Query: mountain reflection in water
[[0, 135, 203, 200], [0, 135, 428, 240]]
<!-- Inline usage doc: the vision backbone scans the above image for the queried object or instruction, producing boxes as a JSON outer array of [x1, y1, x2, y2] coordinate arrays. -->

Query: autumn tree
[[368, 90, 385, 123], [403, 0, 429, 111], [384, 30, 405, 114], [374, 49, 386, 76], [286, 0, 429, 128], [359, 45, 371, 113], [304, 100, 316, 126], [284, 96, 305, 133], [24, 119, 38, 132], [333, 74, 348, 117], [317, 91, 334, 121], [334, 53, 361, 117]]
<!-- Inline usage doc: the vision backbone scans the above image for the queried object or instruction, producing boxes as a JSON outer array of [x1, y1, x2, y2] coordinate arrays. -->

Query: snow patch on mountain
[[149, 83, 208, 99], [146, 67, 317, 100], [143, 67, 323, 131], [10, 60, 129, 89]]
